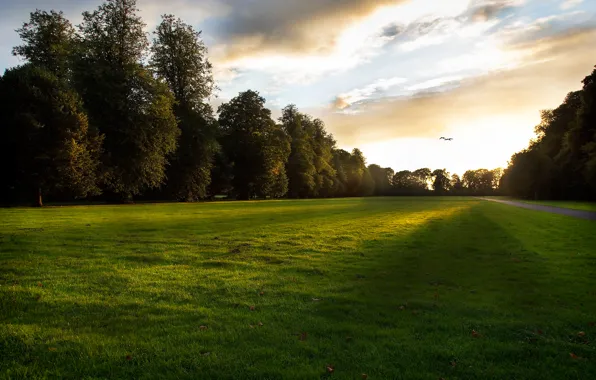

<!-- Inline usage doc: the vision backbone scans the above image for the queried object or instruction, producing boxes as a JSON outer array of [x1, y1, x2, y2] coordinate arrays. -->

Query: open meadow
[[1, 197, 595, 379]]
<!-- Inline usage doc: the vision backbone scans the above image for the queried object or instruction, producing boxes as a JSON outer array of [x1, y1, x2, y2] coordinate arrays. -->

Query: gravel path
[[480, 198, 596, 221]]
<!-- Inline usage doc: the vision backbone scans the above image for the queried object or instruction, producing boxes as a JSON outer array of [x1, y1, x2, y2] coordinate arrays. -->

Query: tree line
[[0, 0, 502, 206], [501, 65, 596, 201]]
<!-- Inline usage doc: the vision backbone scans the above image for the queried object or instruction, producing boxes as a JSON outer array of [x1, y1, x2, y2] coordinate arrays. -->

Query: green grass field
[[1, 198, 595, 379]]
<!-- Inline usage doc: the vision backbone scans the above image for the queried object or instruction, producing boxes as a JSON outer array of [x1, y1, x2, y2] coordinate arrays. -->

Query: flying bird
[[440, 137, 454, 141]]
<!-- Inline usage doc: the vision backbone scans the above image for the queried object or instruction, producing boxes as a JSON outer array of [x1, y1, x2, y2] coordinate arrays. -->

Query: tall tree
[[309, 119, 337, 197], [346, 148, 367, 196], [450, 174, 463, 192], [413, 168, 432, 191], [432, 169, 451, 194], [368, 164, 394, 196], [0, 65, 103, 206], [574, 67, 596, 194], [218, 90, 290, 200], [332, 149, 351, 197], [392, 170, 417, 193], [281, 105, 316, 198], [359, 168, 376, 196], [13, 10, 75, 78], [151, 15, 219, 201], [76, 0, 179, 199]]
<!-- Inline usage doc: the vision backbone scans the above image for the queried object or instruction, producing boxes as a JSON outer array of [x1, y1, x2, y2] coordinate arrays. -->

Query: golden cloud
[[314, 28, 596, 146]]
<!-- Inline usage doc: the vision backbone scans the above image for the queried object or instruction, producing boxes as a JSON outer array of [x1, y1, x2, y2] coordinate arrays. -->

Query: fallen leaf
[[578, 331, 586, 337], [37, 282, 43, 287], [362, 374, 368, 379], [450, 361, 457, 367], [48, 347, 57, 352], [537, 330, 543, 335], [299, 332, 307, 341], [249, 325, 255, 328], [312, 298, 321, 302], [259, 291, 264, 296], [399, 306, 405, 310], [570, 352, 580, 359], [202, 352, 211, 356], [126, 355, 132, 361], [249, 306, 256, 311], [199, 326, 208, 330], [258, 322, 263, 326], [472, 330, 481, 338], [326, 365, 334, 373]]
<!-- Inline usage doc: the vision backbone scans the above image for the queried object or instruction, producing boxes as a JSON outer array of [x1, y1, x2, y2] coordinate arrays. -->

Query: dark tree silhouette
[[0, 65, 103, 206], [218, 90, 290, 200], [75, 0, 179, 200], [151, 15, 219, 201]]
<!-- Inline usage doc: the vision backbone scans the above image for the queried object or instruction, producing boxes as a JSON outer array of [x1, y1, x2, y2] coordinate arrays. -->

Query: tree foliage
[[151, 15, 218, 201], [13, 10, 75, 78], [218, 90, 290, 200], [502, 66, 596, 200], [0, 65, 102, 205], [76, 0, 179, 198]]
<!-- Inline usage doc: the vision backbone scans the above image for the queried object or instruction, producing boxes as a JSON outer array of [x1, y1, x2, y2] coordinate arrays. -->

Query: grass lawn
[[519, 200, 596, 212], [1, 197, 595, 379]]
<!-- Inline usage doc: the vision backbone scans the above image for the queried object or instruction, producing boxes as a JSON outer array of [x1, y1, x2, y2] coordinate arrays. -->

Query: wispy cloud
[[334, 77, 408, 110], [314, 29, 596, 146], [561, 0, 584, 11]]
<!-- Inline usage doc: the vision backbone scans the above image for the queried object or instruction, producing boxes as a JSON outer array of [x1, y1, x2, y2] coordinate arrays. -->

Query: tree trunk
[[36, 187, 43, 207]]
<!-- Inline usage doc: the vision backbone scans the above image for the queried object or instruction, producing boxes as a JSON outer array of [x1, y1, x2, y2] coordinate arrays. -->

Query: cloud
[[468, 0, 525, 22], [314, 29, 596, 146], [214, 0, 498, 89], [405, 76, 463, 92], [334, 77, 408, 110], [210, 0, 402, 60], [380, 24, 404, 39], [561, 0, 584, 11]]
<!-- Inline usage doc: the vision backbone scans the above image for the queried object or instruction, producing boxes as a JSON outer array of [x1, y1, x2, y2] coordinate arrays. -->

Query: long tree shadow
[[2, 199, 594, 379]]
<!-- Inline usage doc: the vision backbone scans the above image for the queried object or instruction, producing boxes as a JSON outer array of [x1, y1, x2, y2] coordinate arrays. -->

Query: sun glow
[[350, 114, 538, 176]]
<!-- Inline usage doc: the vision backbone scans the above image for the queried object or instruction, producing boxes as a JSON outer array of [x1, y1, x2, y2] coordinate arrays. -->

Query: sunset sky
[[1, 0, 595, 174]]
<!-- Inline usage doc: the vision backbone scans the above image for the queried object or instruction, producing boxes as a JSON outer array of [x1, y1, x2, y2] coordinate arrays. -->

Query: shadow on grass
[[2, 199, 595, 379]]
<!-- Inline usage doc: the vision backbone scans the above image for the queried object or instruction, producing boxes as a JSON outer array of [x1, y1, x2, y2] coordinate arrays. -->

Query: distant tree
[[218, 90, 290, 200], [359, 168, 376, 196], [368, 164, 394, 196], [13, 10, 75, 78], [392, 170, 417, 192], [75, 0, 179, 200], [346, 148, 367, 196], [151, 14, 218, 201], [281, 105, 316, 198], [501, 150, 554, 199], [450, 174, 463, 192], [306, 118, 337, 197], [0, 65, 103, 206], [413, 168, 432, 191], [332, 149, 351, 196], [432, 169, 451, 194]]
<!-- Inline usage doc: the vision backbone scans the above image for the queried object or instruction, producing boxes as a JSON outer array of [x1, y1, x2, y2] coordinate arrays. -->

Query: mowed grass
[[1, 198, 595, 379]]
